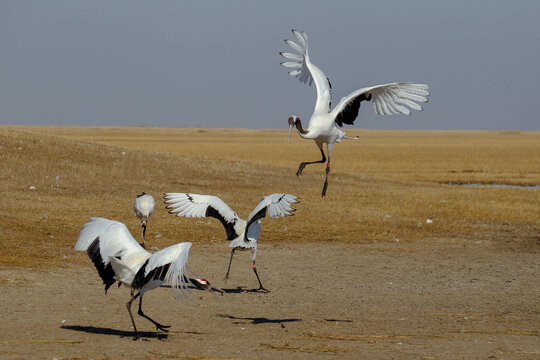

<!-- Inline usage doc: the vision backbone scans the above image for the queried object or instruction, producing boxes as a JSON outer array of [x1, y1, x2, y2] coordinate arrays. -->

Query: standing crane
[[280, 30, 430, 197], [134, 192, 155, 248], [75, 217, 212, 340], [164, 193, 299, 292]]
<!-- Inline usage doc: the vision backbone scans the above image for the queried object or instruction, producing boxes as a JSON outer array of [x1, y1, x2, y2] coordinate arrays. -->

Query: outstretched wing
[[280, 30, 332, 114], [132, 242, 193, 299], [164, 193, 240, 240], [75, 218, 149, 293], [245, 194, 299, 242], [331, 83, 430, 126]]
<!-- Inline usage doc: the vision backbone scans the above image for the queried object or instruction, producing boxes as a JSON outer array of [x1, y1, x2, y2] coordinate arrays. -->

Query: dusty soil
[[1, 240, 538, 359]]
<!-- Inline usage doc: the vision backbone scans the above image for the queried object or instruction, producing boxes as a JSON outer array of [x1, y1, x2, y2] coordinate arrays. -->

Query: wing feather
[[379, 94, 393, 115], [280, 61, 302, 68], [293, 29, 308, 48], [244, 194, 299, 242], [394, 97, 423, 112], [164, 193, 240, 240], [280, 30, 332, 113], [331, 83, 430, 124], [75, 218, 145, 262], [132, 242, 193, 299], [284, 39, 305, 54], [75, 218, 150, 292], [279, 52, 303, 61], [288, 69, 301, 76]]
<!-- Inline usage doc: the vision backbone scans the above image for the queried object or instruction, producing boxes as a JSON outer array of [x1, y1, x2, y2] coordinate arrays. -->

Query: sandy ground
[[1, 240, 538, 360]]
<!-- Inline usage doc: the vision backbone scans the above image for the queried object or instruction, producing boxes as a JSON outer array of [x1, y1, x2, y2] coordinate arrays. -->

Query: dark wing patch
[[334, 92, 372, 127], [327, 77, 333, 109], [132, 259, 171, 291], [87, 237, 116, 294], [244, 207, 268, 242], [206, 206, 238, 240]]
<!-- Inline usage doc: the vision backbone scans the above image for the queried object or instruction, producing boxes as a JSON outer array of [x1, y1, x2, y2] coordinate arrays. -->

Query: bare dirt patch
[[1, 242, 538, 359]]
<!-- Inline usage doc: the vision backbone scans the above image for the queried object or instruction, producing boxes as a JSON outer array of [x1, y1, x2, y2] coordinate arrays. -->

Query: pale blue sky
[[1, 1, 539, 130]]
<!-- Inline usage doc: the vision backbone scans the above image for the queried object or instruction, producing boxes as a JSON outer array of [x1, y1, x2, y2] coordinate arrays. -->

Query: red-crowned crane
[[133, 192, 155, 248], [75, 217, 212, 340], [164, 193, 299, 292], [280, 30, 430, 197]]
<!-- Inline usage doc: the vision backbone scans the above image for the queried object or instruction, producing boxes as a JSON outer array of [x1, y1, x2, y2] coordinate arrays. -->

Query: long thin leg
[[297, 142, 326, 177], [252, 260, 269, 292], [126, 293, 141, 340], [137, 295, 170, 332], [321, 142, 334, 198], [321, 163, 330, 197], [140, 224, 147, 249], [224, 249, 235, 283]]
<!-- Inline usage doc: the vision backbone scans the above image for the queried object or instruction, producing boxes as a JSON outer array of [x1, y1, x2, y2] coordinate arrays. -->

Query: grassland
[[0, 126, 539, 359], [1, 126, 538, 268]]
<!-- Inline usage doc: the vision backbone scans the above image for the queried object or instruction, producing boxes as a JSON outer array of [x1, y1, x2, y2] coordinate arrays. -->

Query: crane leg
[[137, 295, 170, 332], [140, 224, 147, 249], [224, 249, 235, 283], [253, 260, 270, 292], [322, 159, 331, 197], [321, 143, 335, 197], [126, 293, 141, 340], [296, 145, 326, 177]]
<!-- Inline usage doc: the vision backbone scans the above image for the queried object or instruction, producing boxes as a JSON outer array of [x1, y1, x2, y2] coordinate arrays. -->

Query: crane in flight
[[281, 29, 430, 197]]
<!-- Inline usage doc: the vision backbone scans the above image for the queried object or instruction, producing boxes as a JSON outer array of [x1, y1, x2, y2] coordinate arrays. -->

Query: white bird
[[74, 217, 211, 340], [134, 192, 155, 248], [164, 193, 299, 292], [280, 30, 430, 197]]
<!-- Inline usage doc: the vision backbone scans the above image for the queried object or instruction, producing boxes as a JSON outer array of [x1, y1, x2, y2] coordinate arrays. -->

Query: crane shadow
[[217, 314, 302, 326], [161, 284, 267, 294], [160, 284, 225, 295], [61, 325, 168, 340], [324, 318, 353, 323], [217, 286, 269, 294]]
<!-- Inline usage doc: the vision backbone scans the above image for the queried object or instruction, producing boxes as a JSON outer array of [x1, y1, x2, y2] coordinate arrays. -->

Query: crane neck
[[294, 119, 309, 136]]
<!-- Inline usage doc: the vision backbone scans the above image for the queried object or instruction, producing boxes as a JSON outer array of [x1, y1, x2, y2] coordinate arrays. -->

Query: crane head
[[288, 116, 299, 141], [188, 277, 224, 295]]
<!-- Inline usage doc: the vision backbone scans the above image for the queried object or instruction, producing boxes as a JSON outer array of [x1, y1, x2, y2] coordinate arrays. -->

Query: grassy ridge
[[1, 126, 538, 269]]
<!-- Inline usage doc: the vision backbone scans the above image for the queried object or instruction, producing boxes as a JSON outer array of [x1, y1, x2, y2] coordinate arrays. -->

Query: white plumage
[[75, 217, 207, 340], [281, 30, 430, 197], [164, 193, 299, 292], [133, 192, 155, 248]]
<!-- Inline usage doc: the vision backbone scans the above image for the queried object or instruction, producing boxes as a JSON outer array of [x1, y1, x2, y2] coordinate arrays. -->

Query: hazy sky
[[1, 1, 539, 130]]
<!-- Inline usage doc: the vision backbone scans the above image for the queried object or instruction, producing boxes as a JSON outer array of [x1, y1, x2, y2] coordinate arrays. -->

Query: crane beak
[[288, 123, 294, 141], [208, 286, 225, 296], [188, 277, 224, 296]]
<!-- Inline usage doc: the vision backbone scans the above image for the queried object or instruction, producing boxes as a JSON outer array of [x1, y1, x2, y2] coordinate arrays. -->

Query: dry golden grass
[[1, 126, 538, 269]]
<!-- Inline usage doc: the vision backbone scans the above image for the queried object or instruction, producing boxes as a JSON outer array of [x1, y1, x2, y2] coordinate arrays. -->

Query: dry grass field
[[0, 126, 539, 359]]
